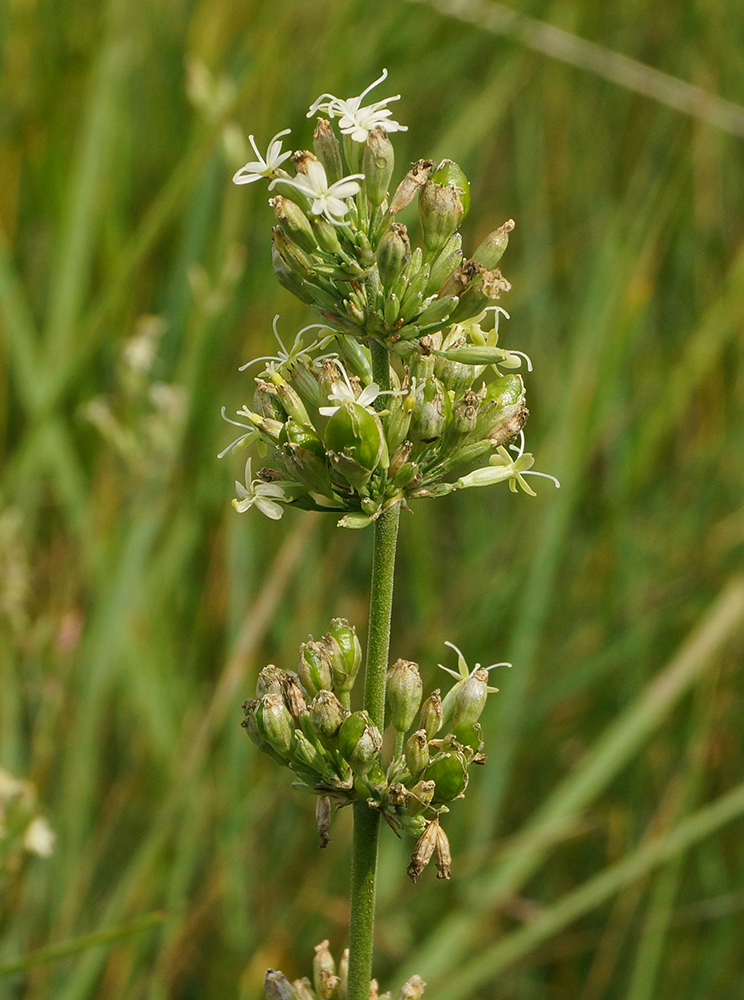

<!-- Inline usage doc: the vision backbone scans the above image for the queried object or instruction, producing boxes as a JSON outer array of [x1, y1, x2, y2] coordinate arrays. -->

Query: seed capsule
[[313, 940, 336, 999], [297, 640, 333, 698], [386, 659, 423, 734], [407, 779, 436, 817], [313, 118, 344, 185], [452, 668, 490, 727], [418, 690, 443, 739], [256, 693, 295, 757], [405, 729, 430, 781], [323, 618, 362, 697], [363, 126, 395, 207], [264, 970, 298, 1000], [316, 795, 332, 848], [256, 664, 288, 699], [377, 224, 411, 291], [406, 817, 440, 882], [309, 689, 349, 739], [389, 158, 433, 214], [338, 711, 383, 775]]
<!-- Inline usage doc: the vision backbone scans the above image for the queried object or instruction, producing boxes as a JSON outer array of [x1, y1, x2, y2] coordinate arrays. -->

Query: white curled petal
[[255, 497, 284, 519]]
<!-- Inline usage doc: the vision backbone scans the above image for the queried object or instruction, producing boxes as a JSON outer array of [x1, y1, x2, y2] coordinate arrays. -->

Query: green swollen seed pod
[[424, 750, 469, 802], [386, 659, 424, 733]]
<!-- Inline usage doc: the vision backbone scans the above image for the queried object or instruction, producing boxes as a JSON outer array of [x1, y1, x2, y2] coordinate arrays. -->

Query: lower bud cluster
[[263, 941, 425, 1000], [242, 623, 498, 882]]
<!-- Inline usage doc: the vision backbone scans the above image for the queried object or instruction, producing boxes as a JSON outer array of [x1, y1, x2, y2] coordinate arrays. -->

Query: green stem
[[346, 339, 401, 1000]]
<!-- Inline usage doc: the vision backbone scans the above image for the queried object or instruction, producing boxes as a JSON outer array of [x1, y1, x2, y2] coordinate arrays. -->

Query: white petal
[[256, 497, 284, 519]]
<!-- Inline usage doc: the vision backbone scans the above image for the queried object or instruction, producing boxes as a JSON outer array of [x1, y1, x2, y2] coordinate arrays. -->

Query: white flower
[[307, 69, 408, 142], [272, 161, 363, 225], [23, 816, 55, 858], [232, 458, 286, 519], [232, 129, 292, 185], [319, 364, 406, 416], [439, 640, 510, 686], [217, 407, 260, 459], [238, 316, 335, 376], [456, 431, 561, 495]]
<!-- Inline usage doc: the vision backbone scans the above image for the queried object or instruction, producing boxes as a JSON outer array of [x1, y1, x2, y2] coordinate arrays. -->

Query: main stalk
[[346, 340, 401, 1000]]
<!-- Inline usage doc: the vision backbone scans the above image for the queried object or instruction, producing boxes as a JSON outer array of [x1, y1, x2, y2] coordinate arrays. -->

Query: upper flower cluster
[[225, 73, 558, 527]]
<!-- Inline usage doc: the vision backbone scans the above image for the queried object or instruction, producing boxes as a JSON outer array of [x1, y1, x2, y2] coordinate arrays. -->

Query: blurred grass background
[[2, 0, 744, 997]]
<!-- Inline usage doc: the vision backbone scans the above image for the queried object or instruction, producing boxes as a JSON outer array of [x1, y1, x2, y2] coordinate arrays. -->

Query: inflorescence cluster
[[223, 69, 558, 531], [242, 618, 506, 883]]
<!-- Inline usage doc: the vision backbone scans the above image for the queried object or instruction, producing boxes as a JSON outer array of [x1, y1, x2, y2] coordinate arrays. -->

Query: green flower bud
[[405, 729, 430, 781], [264, 970, 298, 1000], [424, 750, 469, 803], [335, 336, 373, 382], [419, 181, 464, 254], [269, 373, 310, 425], [389, 158, 433, 214], [452, 668, 490, 727], [418, 689, 443, 739], [288, 361, 322, 411], [338, 710, 383, 775], [313, 118, 344, 185], [323, 618, 362, 695], [312, 215, 344, 254], [256, 664, 288, 699], [407, 779, 435, 817], [386, 659, 423, 733], [256, 693, 295, 758], [426, 232, 463, 295], [272, 227, 315, 278], [385, 392, 413, 455], [271, 241, 314, 303], [297, 640, 333, 697], [377, 224, 411, 291], [309, 689, 349, 739], [410, 378, 447, 444], [472, 219, 515, 269], [362, 126, 395, 207], [271, 195, 318, 254]]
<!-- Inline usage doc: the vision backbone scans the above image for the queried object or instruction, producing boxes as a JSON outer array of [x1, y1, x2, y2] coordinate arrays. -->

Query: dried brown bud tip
[[316, 795, 332, 848], [292, 149, 319, 175], [407, 817, 440, 882], [434, 822, 452, 879]]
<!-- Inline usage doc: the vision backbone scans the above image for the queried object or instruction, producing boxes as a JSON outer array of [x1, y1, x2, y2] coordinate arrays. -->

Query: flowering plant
[[225, 71, 557, 1000]]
